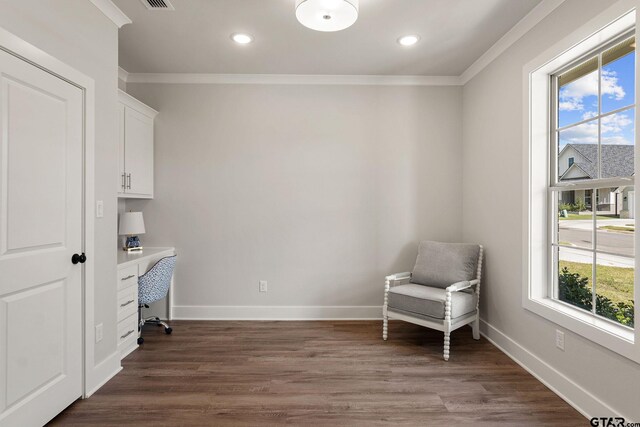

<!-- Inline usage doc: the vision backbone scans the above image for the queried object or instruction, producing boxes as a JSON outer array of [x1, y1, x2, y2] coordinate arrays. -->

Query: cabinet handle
[[121, 274, 135, 281], [126, 173, 132, 190], [121, 173, 126, 190], [120, 330, 134, 339], [120, 299, 135, 308]]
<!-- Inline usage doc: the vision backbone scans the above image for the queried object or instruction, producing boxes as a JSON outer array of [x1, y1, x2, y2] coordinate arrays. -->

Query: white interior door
[[124, 106, 154, 197], [0, 48, 84, 427]]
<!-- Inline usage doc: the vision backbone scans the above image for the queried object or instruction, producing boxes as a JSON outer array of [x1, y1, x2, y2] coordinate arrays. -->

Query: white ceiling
[[115, 0, 542, 76]]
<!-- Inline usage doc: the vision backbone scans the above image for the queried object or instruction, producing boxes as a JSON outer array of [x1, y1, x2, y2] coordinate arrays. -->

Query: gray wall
[[125, 83, 463, 314], [0, 1, 119, 369], [462, 0, 640, 419]]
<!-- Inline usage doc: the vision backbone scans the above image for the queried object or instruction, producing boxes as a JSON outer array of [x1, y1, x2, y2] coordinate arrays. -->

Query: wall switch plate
[[259, 280, 268, 292], [555, 330, 564, 351], [95, 323, 103, 343], [96, 200, 104, 218]]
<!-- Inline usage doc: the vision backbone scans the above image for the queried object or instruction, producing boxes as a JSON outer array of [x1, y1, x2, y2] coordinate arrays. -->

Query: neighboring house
[[558, 143, 635, 218]]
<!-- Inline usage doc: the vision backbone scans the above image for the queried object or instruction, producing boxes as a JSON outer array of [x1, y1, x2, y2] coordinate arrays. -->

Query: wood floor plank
[[48, 320, 585, 426]]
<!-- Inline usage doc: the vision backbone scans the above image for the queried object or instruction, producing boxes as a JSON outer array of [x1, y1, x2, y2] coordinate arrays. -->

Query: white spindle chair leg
[[383, 280, 390, 341], [443, 290, 452, 361], [443, 331, 451, 361], [472, 317, 480, 340], [383, 316, 388, 341]]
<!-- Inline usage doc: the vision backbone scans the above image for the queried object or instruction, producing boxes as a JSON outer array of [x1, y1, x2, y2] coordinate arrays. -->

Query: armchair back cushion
[[411, 241, 480, 289]]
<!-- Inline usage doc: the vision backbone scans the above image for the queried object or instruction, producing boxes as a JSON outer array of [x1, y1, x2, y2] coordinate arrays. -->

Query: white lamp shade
[[295, 0, 359, 32], [119, 212, 146, 235]]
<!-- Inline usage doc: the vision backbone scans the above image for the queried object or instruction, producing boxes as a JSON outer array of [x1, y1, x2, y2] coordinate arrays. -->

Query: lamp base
[[123, 235, 142, 252]]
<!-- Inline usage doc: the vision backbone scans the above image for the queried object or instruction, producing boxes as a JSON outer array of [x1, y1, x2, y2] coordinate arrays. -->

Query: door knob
[[71, 253, 87, 264]]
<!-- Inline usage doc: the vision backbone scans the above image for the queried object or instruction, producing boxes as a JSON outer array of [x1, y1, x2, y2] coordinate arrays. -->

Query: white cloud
[[602, 112, 634, 145], [559, 69, 626, 111], [559, 98, 584, 111], [602, 69, 626, 100], [561, 112, 634, 145], [602, 112, 632, 133], [560, 120, 598, 144], [602, 135, 632, 145]]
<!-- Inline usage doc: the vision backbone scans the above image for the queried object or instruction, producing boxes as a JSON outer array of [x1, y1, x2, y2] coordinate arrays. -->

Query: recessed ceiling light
[[231, 33, 254, 45], [398, 35, 420, 47]]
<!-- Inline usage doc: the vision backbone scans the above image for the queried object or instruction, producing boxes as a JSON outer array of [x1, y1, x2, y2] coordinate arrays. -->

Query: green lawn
[[559, 260, 634, 304], [559, 214, 615, 221]]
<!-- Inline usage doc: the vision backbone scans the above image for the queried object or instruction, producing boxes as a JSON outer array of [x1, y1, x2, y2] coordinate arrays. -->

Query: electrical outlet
[[95, 323, 103, 343], [555, 330, 564, 351], [259, 280, 268, 292], [96, 200, 104, 218]]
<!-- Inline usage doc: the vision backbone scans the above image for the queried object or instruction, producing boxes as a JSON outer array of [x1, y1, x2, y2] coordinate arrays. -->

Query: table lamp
[[119, 211, 145, 252]]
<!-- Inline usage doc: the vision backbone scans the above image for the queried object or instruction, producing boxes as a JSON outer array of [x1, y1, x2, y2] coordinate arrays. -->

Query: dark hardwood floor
[[50, 320, 585, 426]]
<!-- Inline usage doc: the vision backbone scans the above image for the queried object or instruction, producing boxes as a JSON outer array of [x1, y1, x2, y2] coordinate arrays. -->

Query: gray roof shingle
[[561, 144, 634, 180]]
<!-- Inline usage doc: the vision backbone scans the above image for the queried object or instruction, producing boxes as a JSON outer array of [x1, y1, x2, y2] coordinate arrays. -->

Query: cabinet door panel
[[124, 106, 153, 197]]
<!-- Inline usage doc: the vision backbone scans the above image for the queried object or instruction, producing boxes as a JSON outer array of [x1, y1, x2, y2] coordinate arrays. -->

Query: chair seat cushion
[[387, 283, 477, 320]]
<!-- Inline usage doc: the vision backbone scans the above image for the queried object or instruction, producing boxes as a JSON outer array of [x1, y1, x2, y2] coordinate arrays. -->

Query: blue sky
[[558, 51, 635, 150]]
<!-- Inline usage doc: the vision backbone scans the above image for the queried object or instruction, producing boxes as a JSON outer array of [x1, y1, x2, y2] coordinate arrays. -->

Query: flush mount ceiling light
[[295, 0, 359, 32], [397, 35, 421, 47], [231, 33, 254, 44]]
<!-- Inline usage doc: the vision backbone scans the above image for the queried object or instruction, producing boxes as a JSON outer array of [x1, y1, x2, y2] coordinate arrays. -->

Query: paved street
[[558, 219, 634, 267]]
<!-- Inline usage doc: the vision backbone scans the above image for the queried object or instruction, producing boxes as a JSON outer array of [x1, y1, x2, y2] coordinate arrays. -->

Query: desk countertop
[[117, 247, 175, 268]]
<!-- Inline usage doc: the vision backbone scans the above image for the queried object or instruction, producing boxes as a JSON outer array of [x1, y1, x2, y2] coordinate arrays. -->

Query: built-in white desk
[[116, 246, 175, 359]]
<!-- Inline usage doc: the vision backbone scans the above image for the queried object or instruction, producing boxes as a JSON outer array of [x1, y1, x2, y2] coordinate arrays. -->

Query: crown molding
[[118, 66, 129, 82], [459, 0, 566, 84], [125, 73, 462, 86], [89, 0, 132, 28]]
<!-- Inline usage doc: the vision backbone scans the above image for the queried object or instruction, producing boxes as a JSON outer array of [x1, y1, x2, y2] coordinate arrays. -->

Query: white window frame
[[523, 4, 639, 363], [549, 29, 635, 322]]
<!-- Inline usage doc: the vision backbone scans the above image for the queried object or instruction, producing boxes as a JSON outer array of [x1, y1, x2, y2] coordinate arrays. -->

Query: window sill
[[524, 295, 637, 362]]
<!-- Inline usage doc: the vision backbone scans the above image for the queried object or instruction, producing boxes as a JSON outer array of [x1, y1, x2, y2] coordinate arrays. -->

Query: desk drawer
[[118, 265, 138, 291], [118, 312, 138, 350], [117, 286, 138, 322]]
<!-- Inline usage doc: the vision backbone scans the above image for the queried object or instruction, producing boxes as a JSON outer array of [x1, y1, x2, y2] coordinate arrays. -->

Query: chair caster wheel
[[165, 327, 172, 335], [137, 337, 144, 345]]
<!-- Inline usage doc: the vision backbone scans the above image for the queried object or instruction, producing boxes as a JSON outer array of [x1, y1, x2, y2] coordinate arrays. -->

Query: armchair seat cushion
[[387, 284, 476, 320]]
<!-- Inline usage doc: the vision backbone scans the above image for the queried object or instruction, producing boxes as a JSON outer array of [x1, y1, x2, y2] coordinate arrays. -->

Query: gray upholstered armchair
[[383, 241, 483, 361]]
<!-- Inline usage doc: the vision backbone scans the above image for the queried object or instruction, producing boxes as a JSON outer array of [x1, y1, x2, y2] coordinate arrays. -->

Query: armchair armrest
[[385, 272, 411, 287], [446, 281, 473, 292], [385, 272, 411, 281]]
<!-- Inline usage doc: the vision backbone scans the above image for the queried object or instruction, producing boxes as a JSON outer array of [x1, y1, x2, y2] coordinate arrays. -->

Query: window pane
[[558, 246, 593, 312], [602, 37, 635, 114], [557, 191, 593, 250], [601, 108, 635, 179], [595, 253, 634, 328], [595, 186, 634, 256], [558, 119, 598, 180], [558, 61, 598, 128]]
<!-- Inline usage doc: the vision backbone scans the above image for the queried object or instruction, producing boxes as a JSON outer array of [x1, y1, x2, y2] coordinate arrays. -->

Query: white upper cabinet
[[118, 90, 158, 198]]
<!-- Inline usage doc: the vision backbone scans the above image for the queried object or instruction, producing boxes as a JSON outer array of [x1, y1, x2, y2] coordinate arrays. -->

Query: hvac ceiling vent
[[139, 0, 175, 10]]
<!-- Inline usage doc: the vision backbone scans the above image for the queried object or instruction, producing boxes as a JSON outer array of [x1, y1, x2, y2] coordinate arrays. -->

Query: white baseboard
[[479, 319, 626, 421], [172, 305, 383, 320], [84, 351, 122, 398]]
